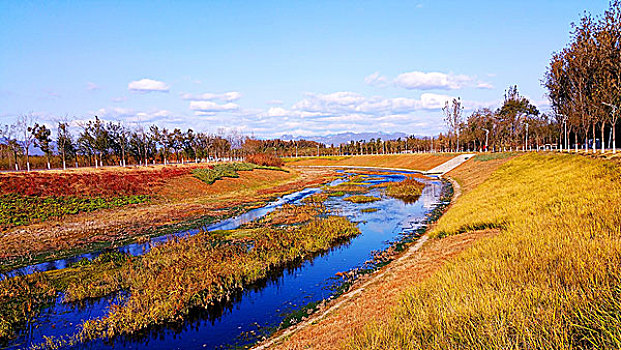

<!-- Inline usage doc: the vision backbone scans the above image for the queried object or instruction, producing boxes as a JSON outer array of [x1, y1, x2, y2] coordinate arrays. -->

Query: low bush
[[0, 167, 192, 197], [245, 153, 285, 167]]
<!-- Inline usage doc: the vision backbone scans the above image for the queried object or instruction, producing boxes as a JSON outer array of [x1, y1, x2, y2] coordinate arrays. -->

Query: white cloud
[[394, 71, 472, 90], [128, 79, 170, 93], [266, 99, 284, 105], [86, 82, 100, 91], [291, 91, 453, 117], [420, 93, 453, 109], [189, 101, 239, 113], [181, 91, 241, 101], [89, 107, 178, 124], [364, 72, 388, 87], [476, 82, 494, 89]]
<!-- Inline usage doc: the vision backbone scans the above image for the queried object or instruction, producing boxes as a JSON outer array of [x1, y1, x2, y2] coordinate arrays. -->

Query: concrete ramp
[[424, 154, 475, 175]]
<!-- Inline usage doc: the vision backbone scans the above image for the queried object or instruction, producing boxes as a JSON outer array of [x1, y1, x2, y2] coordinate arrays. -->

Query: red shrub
[[0, 166, 200, 197], [245, 153, 284, 167]]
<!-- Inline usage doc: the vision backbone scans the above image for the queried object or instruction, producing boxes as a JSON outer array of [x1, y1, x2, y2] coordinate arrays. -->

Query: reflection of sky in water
[[3, 172, 446, 350]]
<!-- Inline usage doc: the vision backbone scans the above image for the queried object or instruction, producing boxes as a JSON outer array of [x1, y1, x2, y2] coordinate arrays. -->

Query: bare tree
[[443, 97, 464, 152], [16, 113, 36, 171]]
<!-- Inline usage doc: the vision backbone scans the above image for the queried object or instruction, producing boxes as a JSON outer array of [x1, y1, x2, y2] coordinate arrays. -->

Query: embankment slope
[[348, 153, 621, 349]]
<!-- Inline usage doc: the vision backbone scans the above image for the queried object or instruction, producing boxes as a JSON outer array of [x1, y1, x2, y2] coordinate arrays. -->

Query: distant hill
[[280, 132, 410, 145]]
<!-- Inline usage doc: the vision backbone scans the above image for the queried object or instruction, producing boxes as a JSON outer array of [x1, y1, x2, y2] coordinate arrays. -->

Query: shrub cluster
[[245, 153, 285, 167], [384, 177, 426, 203], [0, 167, 191, 197]]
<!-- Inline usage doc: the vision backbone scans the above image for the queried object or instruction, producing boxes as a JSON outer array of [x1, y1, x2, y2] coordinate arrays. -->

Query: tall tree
[[32, 123, 53, 169], [442, 97, 464, 151], [108, 121, 130, 166], [16, 114, 36, 171], [57, 121, 74, 170]]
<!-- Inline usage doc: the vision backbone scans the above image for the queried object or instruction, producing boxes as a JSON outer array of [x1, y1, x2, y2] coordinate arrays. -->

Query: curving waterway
[[2, 170, 448, 350]]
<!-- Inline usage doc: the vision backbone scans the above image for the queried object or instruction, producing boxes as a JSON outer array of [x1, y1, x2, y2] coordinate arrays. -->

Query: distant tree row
[[0, 115, 253, 171]]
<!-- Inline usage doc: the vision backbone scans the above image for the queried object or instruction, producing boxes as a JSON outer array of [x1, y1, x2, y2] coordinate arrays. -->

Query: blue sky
[[0, 0, 610, 138]]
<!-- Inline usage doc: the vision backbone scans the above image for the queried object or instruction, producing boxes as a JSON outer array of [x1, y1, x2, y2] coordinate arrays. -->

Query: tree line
[[0, 115, 252, 171], [545, 0, 621, 153], [3, 2, 620, 170]]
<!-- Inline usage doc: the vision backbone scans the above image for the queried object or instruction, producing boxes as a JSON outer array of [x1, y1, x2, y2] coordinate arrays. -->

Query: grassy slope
[[284, 154, 455, 171], [349, 153, 621, 349]]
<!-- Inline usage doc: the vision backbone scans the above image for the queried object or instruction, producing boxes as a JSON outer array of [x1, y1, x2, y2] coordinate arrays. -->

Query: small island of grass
[[343, 195, 381, 204]]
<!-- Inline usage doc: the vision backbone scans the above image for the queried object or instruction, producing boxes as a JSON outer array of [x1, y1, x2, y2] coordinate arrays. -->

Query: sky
[[0, 0, 611, 139]]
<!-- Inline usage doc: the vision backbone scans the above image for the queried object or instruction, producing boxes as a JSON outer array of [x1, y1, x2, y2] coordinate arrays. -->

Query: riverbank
[[0, 164, 336, 271], [305, 152, 621, 350], [1, 168, 444, 349]]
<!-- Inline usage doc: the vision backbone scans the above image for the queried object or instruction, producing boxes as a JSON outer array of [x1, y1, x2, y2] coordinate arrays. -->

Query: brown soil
[[157, 169, 296, 201]]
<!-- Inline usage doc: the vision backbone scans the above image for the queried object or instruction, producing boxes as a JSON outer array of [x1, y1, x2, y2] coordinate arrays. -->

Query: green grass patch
[[192, 162, 288, 185], [0, 194, 150, 228], [327, 191, 346, 197], [474, 152, 519, 162]]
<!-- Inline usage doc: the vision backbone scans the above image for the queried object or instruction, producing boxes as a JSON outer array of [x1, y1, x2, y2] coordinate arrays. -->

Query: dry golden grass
[[446, 153, 520, 195], [285, 154, 454, 171], [348, 153, 621, 349]]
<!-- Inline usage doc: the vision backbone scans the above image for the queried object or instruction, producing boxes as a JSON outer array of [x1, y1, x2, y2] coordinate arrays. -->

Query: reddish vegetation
[[0, 166, 200, 197], [245, 153, 285, 167]]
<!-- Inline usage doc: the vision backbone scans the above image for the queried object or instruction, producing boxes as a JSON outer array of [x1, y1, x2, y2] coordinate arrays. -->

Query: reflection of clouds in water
[[421, 181, 444, 209]]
